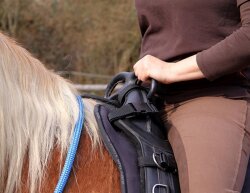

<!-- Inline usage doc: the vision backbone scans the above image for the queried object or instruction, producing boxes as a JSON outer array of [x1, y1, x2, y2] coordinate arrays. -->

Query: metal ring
[[152, 153, 166, 171], [152, 184, 169, 193]]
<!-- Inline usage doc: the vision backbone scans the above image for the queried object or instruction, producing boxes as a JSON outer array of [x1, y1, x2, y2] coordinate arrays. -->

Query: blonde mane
[[0, 32, 100, 193]]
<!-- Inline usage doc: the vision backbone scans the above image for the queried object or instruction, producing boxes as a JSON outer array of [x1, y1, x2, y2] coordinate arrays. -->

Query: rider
[[133, 1, 250, 193]]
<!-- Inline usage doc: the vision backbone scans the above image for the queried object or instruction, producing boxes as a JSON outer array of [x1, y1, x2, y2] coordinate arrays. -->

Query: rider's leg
[[164, 96, 250, 193]]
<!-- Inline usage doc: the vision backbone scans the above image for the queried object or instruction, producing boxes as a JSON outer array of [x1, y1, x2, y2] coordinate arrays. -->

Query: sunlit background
[[0, 0, 141, 94]]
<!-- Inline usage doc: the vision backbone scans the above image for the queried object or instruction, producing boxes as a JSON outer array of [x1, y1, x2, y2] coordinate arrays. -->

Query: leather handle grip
[[104, 72, 158, 100]]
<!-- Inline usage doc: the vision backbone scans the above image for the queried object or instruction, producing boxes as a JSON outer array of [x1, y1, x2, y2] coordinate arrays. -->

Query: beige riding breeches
[[164, 96, 250, 193]]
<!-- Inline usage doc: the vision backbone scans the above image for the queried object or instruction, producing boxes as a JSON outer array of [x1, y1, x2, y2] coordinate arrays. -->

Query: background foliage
[[0, 0, 140, 85]]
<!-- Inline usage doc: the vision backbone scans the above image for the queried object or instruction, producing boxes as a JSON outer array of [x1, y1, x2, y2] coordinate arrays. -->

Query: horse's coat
[[21, 134, 121, 193]]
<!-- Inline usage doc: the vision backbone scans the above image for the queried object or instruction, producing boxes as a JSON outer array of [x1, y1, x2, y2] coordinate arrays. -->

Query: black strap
[[138, 154, 177, 172], [108, 102, 158, 122], [81, 93, 120, 106]]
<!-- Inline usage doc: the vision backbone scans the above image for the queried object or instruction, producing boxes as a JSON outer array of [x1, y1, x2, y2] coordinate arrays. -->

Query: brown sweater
[[135, 0, 250, 102]]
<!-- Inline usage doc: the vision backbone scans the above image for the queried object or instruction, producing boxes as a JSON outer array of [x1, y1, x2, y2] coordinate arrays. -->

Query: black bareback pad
[[94, 102, 180, 193], [242, 160, 250, 193], [94, 104, 140, 193]]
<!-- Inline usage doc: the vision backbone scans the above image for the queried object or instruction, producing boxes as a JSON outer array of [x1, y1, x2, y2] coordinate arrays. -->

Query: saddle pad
[[94, 104, 140, 193], [242, 159, 250, 193]]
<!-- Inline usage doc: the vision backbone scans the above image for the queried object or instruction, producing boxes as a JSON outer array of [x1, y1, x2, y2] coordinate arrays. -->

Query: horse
[[0, 32, 121, 193]]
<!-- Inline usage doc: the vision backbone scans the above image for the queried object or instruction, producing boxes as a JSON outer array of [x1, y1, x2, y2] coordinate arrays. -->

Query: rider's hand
[[133, 54, 205, 84], [133, 55, 174, 84]]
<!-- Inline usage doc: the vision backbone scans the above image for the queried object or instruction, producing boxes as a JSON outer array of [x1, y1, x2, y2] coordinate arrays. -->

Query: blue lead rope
[[54, 96, 84, 193]]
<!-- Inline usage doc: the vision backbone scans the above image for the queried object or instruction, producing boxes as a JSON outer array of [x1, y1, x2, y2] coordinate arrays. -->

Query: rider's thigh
[[165, 96, 250, 193]]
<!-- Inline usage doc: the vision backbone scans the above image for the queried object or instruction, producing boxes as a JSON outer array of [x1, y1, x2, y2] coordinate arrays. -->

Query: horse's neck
[[21, 133, 121, 193]]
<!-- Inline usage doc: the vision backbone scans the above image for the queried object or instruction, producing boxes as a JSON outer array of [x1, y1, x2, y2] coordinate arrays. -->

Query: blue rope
[[54, 96, 84, 193]]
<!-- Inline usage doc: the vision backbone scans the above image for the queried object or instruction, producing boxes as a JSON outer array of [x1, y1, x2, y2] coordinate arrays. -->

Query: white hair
[[0, 32, 100, 193]]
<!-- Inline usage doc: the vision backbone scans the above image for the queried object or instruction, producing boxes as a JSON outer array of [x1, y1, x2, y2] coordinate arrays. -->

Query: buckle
[[152, 184, 170, 193], [153, 152, 168, 170], [153, 152, 178, 172]]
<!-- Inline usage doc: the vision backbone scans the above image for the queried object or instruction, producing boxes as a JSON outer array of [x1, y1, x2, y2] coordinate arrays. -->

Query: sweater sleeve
[[196, 0, 250, 81]]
